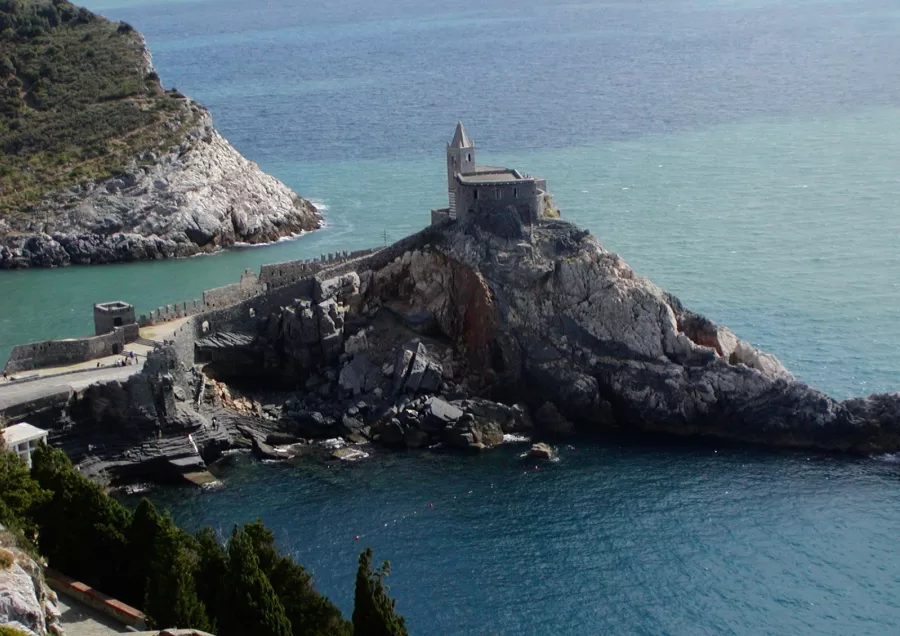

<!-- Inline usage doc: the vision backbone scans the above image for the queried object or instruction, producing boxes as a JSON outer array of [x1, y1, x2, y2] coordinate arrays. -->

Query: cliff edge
[[0, 1, 320, 268]]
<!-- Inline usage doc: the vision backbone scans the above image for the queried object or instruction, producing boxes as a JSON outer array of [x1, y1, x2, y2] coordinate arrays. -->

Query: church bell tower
[[446, 121, 474, 217]]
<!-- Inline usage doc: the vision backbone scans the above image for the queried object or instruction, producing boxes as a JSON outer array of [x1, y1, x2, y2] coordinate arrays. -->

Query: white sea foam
[[232, 230, 311, 248], [308, 198, 329, 212], [503, 434, 531, 443]]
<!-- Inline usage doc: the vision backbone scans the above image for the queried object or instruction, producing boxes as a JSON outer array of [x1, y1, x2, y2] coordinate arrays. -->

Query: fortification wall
[[4, 225, 446, 374], [203, 269, 264, 310], [4, 324, 139, 373], [140, 299, 203, 327], [315, 222, 449, 280], [259, 248, 378, 290], [456, 181, 540, 224]]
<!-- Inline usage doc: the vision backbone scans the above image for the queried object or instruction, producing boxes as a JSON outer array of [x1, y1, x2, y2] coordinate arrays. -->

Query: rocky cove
[[13, 210, 900, 487]]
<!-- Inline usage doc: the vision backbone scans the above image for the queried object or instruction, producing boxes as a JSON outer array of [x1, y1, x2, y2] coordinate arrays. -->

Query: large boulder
[[339, 355, 380, 396], [372, 418, 406, 447], [530, 442, 554, 460], [421, 397, 464, 433], [393, 342, 442, 394]]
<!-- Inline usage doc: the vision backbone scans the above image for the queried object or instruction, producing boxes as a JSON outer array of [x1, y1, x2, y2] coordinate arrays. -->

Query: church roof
[[449, 121, 472, 148]]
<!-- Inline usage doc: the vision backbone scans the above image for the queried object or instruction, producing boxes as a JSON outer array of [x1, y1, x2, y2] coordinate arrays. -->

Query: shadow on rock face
[[473, 205, 525, 240]]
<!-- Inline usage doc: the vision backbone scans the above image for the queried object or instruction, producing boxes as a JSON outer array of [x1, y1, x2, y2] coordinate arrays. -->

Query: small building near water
[[3, 422, 48, 468]]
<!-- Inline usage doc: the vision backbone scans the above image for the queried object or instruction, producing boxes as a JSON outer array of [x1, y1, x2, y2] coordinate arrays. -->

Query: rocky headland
[[0, 1, 320, 269], [25, 211, 900, 484]]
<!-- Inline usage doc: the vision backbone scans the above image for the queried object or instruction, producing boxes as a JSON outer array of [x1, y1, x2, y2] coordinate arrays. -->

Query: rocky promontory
[[0, 1, 320, 268], [30, 210, 900, 485]]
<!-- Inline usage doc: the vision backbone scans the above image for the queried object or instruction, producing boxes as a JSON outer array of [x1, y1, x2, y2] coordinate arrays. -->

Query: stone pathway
[[56, 592, 129, 635]]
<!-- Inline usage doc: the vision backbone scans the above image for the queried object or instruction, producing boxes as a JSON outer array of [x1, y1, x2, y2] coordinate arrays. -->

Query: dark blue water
[[150, 446, 900, 635], [15, 0, 900, 631]]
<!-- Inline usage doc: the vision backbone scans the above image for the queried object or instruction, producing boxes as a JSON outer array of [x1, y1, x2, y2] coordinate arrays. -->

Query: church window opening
[[514, 188, 518, 198], [467, 153, 471, 162], [473, 189, 478, 200]]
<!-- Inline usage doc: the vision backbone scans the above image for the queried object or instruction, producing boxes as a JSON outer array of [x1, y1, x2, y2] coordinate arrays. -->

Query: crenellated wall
[[4, 324, 140, 373], [259, 248, 378, 290]]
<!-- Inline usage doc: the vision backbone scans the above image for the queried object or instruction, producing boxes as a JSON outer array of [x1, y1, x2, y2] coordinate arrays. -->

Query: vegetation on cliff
[[0, 0, 198, 216], [0, 443, 405, 634]]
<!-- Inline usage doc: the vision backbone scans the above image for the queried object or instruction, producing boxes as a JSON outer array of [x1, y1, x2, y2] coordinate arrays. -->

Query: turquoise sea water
[[6, 0, 900, 631]]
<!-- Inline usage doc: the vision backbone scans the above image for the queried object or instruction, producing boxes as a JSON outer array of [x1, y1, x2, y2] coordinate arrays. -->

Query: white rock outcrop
[[0, 102, 320, 268], [0, 536, 63, 635]]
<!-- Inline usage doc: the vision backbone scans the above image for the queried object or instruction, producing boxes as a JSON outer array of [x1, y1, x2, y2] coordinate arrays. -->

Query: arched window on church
[[467, 153, 471, 162]]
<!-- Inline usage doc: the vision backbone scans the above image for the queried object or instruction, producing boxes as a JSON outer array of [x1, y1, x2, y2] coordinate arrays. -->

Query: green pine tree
[[123, 498, 166, 608], [194, 526, 228, 632], [144, 525, 212, 632], [0, 444, 49, 542], [244, 520, 351, 636], [220, 526, 292, 636], [29, 444, 131, 593], [352, 548, 408, 636]]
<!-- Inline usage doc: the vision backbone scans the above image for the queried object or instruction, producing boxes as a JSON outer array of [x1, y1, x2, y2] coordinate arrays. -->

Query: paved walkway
[[0, 364, 143, 413], [0, 315, 194, 413], [56, 591, 129, 636]]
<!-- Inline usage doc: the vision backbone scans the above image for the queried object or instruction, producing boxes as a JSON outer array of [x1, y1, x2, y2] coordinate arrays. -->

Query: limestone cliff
[[0, 1, 321, 268], [0, 528, 63, 636], [260, 215, 900, 454]]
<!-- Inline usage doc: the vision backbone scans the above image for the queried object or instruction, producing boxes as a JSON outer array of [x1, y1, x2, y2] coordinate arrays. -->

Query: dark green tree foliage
[[123, 498, 165, 608], [244, 520, 351, 636], [353, 548, 408, 636], [143, 523, 211, 632], [29, 444, 130, 593], [194, 526, 228, 631], [220, 526, 292, 636], [0, 441, 48, 539]]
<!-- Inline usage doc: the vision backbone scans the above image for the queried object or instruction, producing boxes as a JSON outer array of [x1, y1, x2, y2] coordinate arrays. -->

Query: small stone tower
[[446, 121, 474, 216]]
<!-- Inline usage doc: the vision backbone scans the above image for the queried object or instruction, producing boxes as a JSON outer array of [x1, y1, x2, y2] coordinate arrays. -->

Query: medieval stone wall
[[4, 324, 139, 373], [455, 180, 540, 224], [4, 228, 443, 373], [259, 248, 378, 290]]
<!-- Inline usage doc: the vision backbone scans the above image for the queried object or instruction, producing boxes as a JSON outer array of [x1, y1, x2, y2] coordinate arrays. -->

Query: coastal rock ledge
[[0, 103, 321, 268]]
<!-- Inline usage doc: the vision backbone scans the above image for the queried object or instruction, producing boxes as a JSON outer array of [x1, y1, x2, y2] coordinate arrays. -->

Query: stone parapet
[[4, 324, 139, 374]]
